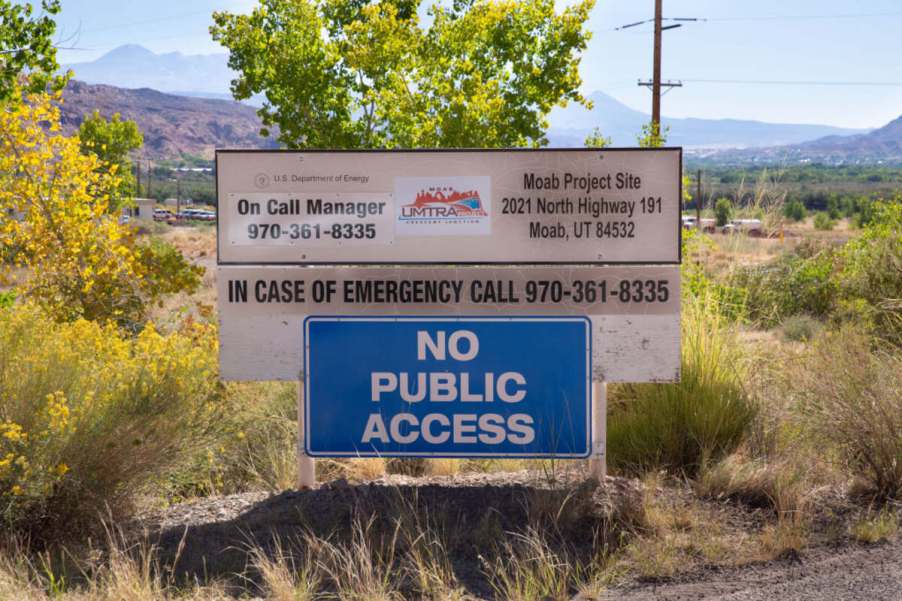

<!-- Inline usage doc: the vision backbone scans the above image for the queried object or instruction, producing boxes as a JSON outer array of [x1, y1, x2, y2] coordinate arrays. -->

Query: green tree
[[637, 121, 668, 148], [79, 111, 144, 209], [826, 194, 841, 220], [0, 89, 200, 328], [584, 127, 611, 148], [0, 0, 67, 100], [714, 197, 733, 227], [211, 0, 595, 149]]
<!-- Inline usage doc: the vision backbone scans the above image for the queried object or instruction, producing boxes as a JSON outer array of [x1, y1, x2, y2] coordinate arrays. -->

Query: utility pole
[[146, 161, 152, 197], [652, 0, 662, 128], [624, 4, 698, 130], [696, 169, 702, 229], [135, 162, 141, 198]]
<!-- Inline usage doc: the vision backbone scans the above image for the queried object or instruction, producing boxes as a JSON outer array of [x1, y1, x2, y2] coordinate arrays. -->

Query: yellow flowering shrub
[[0, 88, 201, 327], [0, 304, 223, 538]]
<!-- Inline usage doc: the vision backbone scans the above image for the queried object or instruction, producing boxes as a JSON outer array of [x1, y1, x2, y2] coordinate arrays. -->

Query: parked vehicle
[[177, 208, 217, 222], [723, 219, 764, 237]]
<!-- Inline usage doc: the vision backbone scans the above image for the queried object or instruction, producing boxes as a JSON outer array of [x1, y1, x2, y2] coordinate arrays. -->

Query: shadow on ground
[[147, 474, 644, 596]]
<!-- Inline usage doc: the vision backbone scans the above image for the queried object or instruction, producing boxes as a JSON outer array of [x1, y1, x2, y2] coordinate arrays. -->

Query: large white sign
[[217, 265, 680, 383], [216, 149, 682, 264]]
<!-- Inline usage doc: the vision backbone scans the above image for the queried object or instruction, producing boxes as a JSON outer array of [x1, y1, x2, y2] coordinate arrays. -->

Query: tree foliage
[[783, 199, 807, 222], [0, 0, 66, 99], [637, 121, 668, 148], [836, 200, 902, 344], [714, 198, 733, 227], [584, 127, 611, 148], [211, 0, 595, 149], [79, 110, 144, 209], [0, 90, 200, 327]]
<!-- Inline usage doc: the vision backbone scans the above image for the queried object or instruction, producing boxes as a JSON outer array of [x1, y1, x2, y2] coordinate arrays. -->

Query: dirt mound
[[144, 472, 644, 590]]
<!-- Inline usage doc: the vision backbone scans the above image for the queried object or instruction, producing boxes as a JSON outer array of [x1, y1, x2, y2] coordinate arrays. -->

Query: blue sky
[[52, 0, 902, 129]]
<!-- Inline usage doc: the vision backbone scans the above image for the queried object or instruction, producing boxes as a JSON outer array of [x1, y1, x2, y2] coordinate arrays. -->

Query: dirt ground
[[131, 472, 899, 600], [603, 536, 901, 601], [139, 471, 643, 598]]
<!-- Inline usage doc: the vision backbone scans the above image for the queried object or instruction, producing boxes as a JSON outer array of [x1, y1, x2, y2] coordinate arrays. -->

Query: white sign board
[[217, 265, 680, 383], [216, 149, 682, 264]]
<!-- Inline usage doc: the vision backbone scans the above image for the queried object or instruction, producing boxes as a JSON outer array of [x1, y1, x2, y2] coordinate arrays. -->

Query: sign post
[[215, 148, 683, 487], [296, 381, 315, 488], [589, 382, 607, 479]]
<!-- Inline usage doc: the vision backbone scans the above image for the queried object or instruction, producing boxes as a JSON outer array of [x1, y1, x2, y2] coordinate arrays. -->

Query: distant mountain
[[547, 91, 866, 148], [63, 45, 233, 97], [797, 116, 902, 160], [62, 45, 871, 154], [60, 80, 274, 159], [695, 115, 902, 165]]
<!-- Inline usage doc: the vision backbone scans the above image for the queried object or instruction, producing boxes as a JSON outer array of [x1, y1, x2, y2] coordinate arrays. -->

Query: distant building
[[122, 198, 156, 223]]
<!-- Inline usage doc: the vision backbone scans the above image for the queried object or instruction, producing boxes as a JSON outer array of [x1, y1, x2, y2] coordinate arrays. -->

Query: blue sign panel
[[304, 317, 591, 458]]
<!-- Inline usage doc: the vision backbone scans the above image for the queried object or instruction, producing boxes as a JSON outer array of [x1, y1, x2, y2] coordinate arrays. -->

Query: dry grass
[[757, 515, 809, 560], [622, 475, 737, 579], [426, 459, 463, 477], [793, 329, 902, 499], [482, 528, 589, 601], [696, 454, 813, 518], [851, 509, 900, 543], [161, 225, 217, 261]]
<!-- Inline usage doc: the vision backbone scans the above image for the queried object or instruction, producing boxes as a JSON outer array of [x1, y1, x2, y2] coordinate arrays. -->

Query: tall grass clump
[[483, 528, 590, 601], [0, 304, 223, 540], [608, 290, 756, 476], [794, 328, 902, 500]]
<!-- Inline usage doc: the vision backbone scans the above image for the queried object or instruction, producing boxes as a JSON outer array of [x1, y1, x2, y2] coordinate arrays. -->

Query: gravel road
[[605, 536, 901, 601]]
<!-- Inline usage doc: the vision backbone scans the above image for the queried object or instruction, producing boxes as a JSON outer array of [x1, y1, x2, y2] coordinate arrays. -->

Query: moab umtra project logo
[[394, 176, 492, 236]]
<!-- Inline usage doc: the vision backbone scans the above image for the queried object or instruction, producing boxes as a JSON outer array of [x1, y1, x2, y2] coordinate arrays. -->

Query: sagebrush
[[0, 305, 223, 538]]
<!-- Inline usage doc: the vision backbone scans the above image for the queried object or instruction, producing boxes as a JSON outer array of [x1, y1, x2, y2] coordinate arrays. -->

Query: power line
[[611, 11, 902, 32], [615, 2, 701, 128], [612, 17, 704, 31], [706, 11, 902, 22], [76, 10, 217, 35], [679, 78, 902, 87]]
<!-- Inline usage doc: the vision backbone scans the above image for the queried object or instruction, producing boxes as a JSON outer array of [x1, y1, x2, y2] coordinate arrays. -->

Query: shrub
[[813, 212, 834, 231], [0, 305, 223, 539], [714, 198, 733, 227], [175, 382, 298, 496], [834, 201, 902, 345], [681, 230, 747, 321], [794, 329, 902, 500], [781, 314, 821, 342], [608, 291, 757, 476], [783, 200, 807, 222], [730, 241, 838, 327]]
